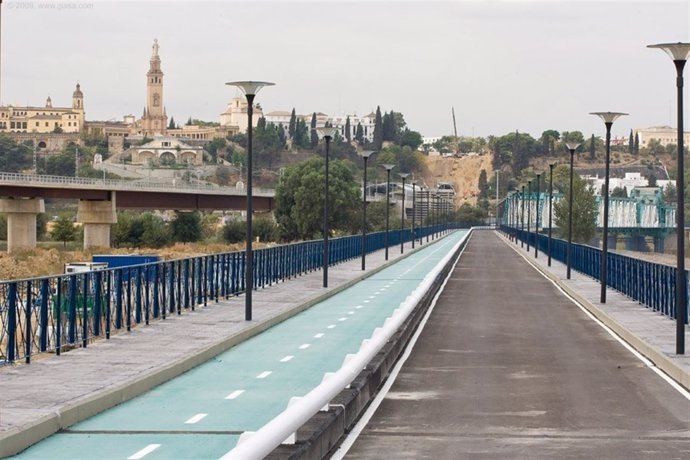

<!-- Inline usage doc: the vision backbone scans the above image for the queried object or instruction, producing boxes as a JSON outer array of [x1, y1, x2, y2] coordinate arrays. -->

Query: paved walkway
[[343, 230, 690, 459], [0, 233, 449, 458]]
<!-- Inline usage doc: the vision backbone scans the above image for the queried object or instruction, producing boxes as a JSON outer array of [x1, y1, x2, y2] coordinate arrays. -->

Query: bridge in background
[[0, 173, 275, 252], [504, 189, 676, 252]]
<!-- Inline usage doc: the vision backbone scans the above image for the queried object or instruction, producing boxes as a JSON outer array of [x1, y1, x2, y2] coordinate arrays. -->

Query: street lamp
[[521, 185, 526, 249], [316, 126, 338, 288], [426, 188, 431, 242], [548, 163, 556, 266], [495, 170, 500, 228], [399, 173, 409, 253], [527, 180, 532, 252], [591, 111, 628, 303], [534, 173, 540, 258], [361, 150, 375, 270], [411, 180, 416, 249], [381, 164, 395, 260], [565, 142, 581, 280], [226, 80, 274, 321], [648, 42, 690, 354]]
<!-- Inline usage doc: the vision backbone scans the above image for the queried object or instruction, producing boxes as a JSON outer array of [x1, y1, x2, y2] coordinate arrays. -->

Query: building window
[[10, 122, 15, 129]]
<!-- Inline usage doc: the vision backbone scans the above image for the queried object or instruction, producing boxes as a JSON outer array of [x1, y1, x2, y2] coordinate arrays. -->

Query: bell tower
[[141, 39, 167, 136]]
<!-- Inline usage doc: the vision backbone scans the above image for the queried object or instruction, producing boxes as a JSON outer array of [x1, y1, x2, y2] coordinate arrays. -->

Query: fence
[[502, 225, 687, 322], [0, 224, 456, 365]]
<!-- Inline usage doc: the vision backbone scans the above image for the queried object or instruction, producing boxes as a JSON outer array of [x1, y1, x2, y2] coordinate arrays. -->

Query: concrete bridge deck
[[1, 229, 688, 459], [341, 230, 690, 459]]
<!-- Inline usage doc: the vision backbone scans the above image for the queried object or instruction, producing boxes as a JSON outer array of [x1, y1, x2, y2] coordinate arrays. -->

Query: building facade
[[131, 136, 204, 166], [219, 97, 264, 134], [634, 126, 690, 148], [0, 84, 85, 134]]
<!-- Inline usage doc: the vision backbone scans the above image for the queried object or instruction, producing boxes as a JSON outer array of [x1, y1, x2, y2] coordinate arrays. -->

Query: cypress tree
[[634, 133, 640, 154], [355, 122, 364, 145], [310, 113, 318, 148], [168, 117, 176, 130], [373, 106, 383, 150], [345, 116, 351, 142], [288, 108, 297, 140], [628, 129, 634, 154], [590, 134, 596, 160]]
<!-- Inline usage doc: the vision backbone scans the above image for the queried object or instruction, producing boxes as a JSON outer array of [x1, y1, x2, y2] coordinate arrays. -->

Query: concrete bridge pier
[[0, 198, 45, 253], [77, 197, 117, 249], [653, 236, 665, 253]]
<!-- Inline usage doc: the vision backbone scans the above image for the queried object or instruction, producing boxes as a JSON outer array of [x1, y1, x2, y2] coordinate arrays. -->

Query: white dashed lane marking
[[314, 333, 325, 339], [327, 324, 336, 329], [225, 390, 245, 400], [299, 344, 311, 349], [184, 413, 207, 424], [257, 371, 272, 379], [128, 444, 161, 459], [280, 355, 294, 362]]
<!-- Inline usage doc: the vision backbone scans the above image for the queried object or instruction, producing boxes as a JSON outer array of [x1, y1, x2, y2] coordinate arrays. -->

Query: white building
[[584, 172, 675, 197], [634, 126, 690, 148], [262, 110, 376, 142]]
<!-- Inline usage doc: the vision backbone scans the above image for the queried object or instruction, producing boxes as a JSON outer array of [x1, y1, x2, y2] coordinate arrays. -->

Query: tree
[[293, 118, 310, 149], [355, 122, 364, 145], [310, 113, 318, 148], [455, 203, 488, 226], [222, 219, 245, 243], [186, 117, 193, 126], [634, 133, 640, 154], [168, 117, 176, 130], [215, 165, 232, 185], [629, 129, 634, 154], [478, 169, 489, 199], [539, 130, 560, 155], [344, 116, 351, 143], [382, 111, 397, 142], [398, 129, 423, 151], [51, 215, 76, 248], [610, 186, 628, 198], [372, 106, 383, 150], [275, 157, 359, 240], [589, 134, 596, 160], [170, 211, 202, 244], [112, 211, 171, 248], [647, 172, 658, 187], [205, 137, 227, 162], [288, 108, 297, 140], [663, 182, 677, 203], [0, 135, 33, 172], [44, 144, 78, 176], [553, 167, 597, 243]]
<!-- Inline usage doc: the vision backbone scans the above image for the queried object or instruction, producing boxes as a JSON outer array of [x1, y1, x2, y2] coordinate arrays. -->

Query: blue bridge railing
[[501, 225, 688, 323], [0, 224, 458, 365]]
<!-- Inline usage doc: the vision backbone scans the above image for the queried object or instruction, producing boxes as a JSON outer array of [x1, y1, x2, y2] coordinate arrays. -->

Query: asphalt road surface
[[343, 230, 690, 459]]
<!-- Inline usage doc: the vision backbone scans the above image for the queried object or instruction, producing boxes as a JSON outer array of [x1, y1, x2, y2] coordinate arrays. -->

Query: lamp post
[[521, 185, 526, 248], [495, 170, 500, 228], [382, 164, 395, 260], [426, 187, 431, 243], [399, 173, 409, 253], [527, 180, 532, 252], [361, 150, 375, 270], [565, 142, 581, 280], [226, 81, 274, 321], [648, 42, 690, 354], [411, 181, 416, 249], [534, 173, 540, 258], [591, 111, 628, 303], [548, 163, 556, 266], [316, 126, 338, 288]]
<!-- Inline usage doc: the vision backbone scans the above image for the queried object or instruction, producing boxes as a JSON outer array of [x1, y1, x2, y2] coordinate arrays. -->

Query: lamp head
[[225, 81, 275, 97], [565, 142, 581, 152], [381, 163, 395, 172], [360, 150, 375, 159], [590, 111, 628, 124], [647, 42, 690, 61], [399, 173, 410, 179], [316, 126, 338, 140]]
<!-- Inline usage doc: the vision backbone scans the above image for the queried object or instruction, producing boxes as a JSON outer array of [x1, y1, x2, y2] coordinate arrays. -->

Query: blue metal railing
[[0, 224, 457, 365], [501, 225, 688, 323]]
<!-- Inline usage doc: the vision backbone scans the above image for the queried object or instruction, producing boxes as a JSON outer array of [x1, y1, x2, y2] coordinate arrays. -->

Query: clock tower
[[141, 39, 167, 136]]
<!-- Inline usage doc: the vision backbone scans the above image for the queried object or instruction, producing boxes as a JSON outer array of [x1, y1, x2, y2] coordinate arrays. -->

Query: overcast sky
[[2, 0, 689, 139]]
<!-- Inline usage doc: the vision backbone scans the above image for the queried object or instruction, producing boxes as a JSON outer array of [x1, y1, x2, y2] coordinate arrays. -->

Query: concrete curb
[[497, 231, 690, 392], [0, 240, 429, 458]]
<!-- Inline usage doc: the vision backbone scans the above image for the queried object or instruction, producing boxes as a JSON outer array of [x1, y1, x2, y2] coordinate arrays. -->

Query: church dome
[[73, 83, 83, 98]]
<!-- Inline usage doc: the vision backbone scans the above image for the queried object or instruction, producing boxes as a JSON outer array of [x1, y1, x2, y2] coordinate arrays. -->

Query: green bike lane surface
[[11, 231, 468, 460]]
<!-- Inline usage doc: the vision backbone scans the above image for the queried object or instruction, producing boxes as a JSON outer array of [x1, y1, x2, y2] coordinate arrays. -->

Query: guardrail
[[501, 225, 688, 322], [0, 172, 275, 196], [0, 223, 457, 365]]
